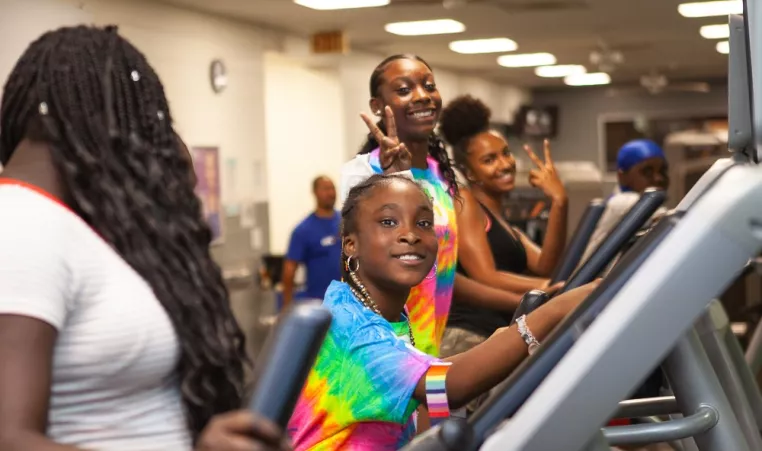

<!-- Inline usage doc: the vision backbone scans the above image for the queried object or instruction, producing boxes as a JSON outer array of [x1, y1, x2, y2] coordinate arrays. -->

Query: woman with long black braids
[[0, 26, 288, 450]]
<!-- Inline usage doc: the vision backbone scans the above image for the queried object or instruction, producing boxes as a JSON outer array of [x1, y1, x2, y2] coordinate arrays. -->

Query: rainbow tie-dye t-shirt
[[367, 148, 458, 357], [288, 281, 439, 450]]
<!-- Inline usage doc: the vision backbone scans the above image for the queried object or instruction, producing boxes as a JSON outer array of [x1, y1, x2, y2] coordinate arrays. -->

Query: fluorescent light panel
[[294, 0, 389, 10], [449, 38, 517, 54], [385, 19, 465, 36], [678, 1, 742, 18], [535, 64, 586, 78], [564, 72, 611, 86], [716, 40, 730, 54], [497, 52, 556, 68], [700, 24, 730, 39]]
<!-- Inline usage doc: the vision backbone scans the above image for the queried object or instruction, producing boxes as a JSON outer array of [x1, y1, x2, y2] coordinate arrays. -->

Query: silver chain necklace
[[348, 272, 416, 347]]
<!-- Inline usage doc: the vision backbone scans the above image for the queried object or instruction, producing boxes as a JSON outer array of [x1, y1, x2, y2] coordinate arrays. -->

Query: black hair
[[358, 54, 460, 198], [439, 95, 492, 173], [0, 25, 246, 441], [339, 174, 431, 284]]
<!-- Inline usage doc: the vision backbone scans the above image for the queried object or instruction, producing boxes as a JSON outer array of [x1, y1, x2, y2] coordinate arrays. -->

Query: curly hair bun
[[439, 95, 492, 147]]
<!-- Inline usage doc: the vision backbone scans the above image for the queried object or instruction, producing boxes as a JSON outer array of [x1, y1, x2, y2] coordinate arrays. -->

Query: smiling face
[[370, 57, 443, 142], [343, 178, 438, 291], [464, 130, 516, 194]]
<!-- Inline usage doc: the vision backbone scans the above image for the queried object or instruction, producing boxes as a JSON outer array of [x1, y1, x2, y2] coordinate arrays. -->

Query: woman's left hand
[[524, 140, 566, 202], [195, 410, 292, 451]]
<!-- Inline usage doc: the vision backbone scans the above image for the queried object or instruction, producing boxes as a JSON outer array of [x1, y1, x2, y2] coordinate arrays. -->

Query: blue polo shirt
[[286, 212, 342, 299]]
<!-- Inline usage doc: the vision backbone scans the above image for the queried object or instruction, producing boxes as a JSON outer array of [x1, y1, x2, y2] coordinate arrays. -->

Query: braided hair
[[339, 174, 432, 285], [0, 26, 246, 441], [358, 54, 459, 198], [439, 95, 492, 174]]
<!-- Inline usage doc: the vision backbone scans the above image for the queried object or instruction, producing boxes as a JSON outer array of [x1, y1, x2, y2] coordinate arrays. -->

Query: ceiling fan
[[388, 0, 589, 12], [606, 71, 711, 97]]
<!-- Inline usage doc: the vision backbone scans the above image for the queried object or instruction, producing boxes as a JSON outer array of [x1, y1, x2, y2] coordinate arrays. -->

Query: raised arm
[[522, 141, 568, 277], [456, 187, 551, 295]]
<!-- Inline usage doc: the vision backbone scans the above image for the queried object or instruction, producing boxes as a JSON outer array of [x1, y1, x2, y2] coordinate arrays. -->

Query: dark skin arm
[[281, 260, 299, 309], [456, 187, 551, 295], [0, 316, 80, 451], [0, 315, 290, 451], [522, 141, 568, 277], [452, 273, 523, 311], [413, 281, 599, 409]]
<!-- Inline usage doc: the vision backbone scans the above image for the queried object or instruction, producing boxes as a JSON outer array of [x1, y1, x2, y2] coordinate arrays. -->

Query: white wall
[[263, 52, 346, 254], [1, 0, 531, 255], [1, 0, 269, 208]]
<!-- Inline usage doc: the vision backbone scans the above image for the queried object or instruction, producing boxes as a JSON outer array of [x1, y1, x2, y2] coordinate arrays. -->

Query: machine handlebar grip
[[247, 304, 332, 428]]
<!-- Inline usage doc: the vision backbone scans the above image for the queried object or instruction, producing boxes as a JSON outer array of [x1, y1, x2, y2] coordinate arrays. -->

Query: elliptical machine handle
[[247, 304, 332, 428], [510, 290, 550, 325], [560, 188, 666, 294], [549, 199, 606, 285]]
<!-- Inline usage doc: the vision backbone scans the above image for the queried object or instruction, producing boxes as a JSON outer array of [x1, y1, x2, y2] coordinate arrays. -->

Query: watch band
[[516, 314, 541, 355]]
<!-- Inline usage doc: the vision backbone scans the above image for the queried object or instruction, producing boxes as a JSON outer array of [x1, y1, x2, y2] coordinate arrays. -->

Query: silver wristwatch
[[516, 314, 541, 355]]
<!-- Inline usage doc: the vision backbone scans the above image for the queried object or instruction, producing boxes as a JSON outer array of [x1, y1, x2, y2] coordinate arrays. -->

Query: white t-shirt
[[0, 184, 191, 450]]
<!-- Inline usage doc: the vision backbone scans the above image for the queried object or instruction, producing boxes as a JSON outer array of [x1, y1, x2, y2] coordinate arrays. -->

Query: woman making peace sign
[[341, 55, 534, 358], [436, 96, 568, 414]]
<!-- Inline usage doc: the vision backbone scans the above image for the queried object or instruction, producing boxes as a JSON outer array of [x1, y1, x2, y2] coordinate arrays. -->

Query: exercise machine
[[248, 304, 332, 427], [405, 3, 762, 450], [549, 198, 607, 285], [477, 6, 762, 451]]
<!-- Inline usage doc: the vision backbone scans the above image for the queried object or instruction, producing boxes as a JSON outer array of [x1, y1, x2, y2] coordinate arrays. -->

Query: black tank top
[[449, 203, 528, 338]]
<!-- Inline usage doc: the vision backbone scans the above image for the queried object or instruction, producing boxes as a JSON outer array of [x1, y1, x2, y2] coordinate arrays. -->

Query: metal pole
[[745, 318, 762, 373], [580, 431, 610, 451], [662, 329, 751, 451], [722, 322, 762, 430], [695, 302, 762, 449], [602, 405, 718, 446]]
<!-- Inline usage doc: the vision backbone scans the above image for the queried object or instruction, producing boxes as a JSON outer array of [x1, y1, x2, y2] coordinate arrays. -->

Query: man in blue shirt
[[281, 176, 342, 309]]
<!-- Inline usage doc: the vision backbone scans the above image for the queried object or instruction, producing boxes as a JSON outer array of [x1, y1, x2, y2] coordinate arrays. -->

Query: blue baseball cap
[[617, 139, 665, 172]]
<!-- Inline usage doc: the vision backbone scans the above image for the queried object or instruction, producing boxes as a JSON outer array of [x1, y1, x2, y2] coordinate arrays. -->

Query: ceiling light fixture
[[716, 40, 730, 54], [294, 0, 389, 10], [497, 52, 556, 68], [700, 24, 730, 39], [535, 64, 587, 78], [449, 38, 517, 54], [678, 1, 742, 18], [385, 19, 465, 36], [564, 72, 611, 86]]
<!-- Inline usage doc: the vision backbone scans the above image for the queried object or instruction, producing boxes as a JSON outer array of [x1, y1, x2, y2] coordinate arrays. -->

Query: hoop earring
[[425, 263, 438, 280], [345, 255, 360, 273]]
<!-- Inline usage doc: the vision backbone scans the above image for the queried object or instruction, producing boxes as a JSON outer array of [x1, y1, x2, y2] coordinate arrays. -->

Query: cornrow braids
[[0, 25, 247, 441], [439, 95, 492, 173], [339, 174, 431, 289]]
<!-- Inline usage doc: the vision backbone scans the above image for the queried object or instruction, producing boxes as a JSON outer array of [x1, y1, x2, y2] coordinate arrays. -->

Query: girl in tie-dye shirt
[[288, 175, 598, 450], [339, 54, 520, 357]]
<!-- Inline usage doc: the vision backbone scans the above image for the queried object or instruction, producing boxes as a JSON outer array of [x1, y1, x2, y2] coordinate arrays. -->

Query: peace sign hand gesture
[[523, 139, 566, 202], [360, 106, 412, 174]]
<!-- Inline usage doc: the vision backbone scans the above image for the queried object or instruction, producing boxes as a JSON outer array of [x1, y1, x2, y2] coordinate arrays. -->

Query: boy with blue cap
[[616, 139, 669, 193], [579, 139, 669, 266]]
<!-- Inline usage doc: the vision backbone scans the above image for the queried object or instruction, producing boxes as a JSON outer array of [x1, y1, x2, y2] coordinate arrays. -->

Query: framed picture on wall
[[192, 146, 224, 245]]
